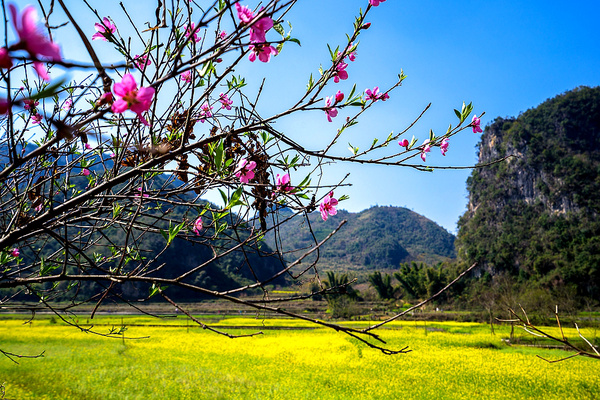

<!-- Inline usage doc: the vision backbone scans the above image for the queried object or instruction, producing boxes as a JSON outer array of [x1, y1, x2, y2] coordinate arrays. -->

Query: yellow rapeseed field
[[0, 316, 597, 399]]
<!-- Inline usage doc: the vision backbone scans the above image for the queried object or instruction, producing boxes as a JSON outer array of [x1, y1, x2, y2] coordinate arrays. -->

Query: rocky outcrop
[[456, 86, 600, 297]]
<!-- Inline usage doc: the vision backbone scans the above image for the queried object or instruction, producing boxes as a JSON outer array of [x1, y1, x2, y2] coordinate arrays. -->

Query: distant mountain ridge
[[267, 205, 456, 271]]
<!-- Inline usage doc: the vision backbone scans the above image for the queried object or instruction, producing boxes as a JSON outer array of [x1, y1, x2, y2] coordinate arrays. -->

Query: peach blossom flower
[[235, 158, 256, 183], [111, 74, 155, 126], [472, 115, 483, 133], [92, 17, 116, 41], [9, 4, 61, 81], [193, 217, 203, 235], [319, 191, 339, 221]]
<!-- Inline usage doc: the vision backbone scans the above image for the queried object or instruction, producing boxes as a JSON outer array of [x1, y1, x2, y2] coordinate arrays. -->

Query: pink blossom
[[85, 143, 93, 150], [219, 30, 227, 40], [111, 74, 155, 126], [9, 4, 61, 61], [335, 90, 344, 103], [345, 43, 357, 62], [324, 96, 338, 122], [365, 86, 380, 101], [276, 173, 293, 192], [333, 61, 348, 83], [34, 203, 42, 212], [10, 248, 19, 257], [134, 54, 151, 71], [109, 152, 116, 158], [193, 216, 203, 235], [235, 158, 256, 184], [398, 139, 409, 148], [248, 43, 278, 62], [184, 23, 201, 43], [82, 168, 90, 176], [199, 102, 213, 122], [365, 87, 389, 102], [135, 187, 150, 198], [9, 4, 61, 80], [180, 70, 192, 83], [24, 99, 38, 110], [348, 50, 356, 62], [0, 48, 13, 69], [361, 22, 371, 30], [369, 0, 387, 6], [472, 115, 483, 133], [319, 191, 339, 221], [96, 92, 113, 107], [32, 113, 42, 124], [440, 138, 449, 156], [420, 139, 431, 162], [92, 17, 116, 41], [249, 14, 273, 42], [0, 99, 10, 114], [219, 93, 233, 110], [235, 3, 254, 24], [32, 62, 50, 81], [63, 98, 73, 110]]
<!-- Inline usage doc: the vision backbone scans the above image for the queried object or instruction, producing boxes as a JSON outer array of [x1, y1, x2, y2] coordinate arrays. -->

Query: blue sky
[[9, 0, 600, 233], [267, 0, 600, 233]]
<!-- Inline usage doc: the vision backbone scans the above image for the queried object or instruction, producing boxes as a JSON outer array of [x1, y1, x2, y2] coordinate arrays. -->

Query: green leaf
[[160, 229, 169, 242], [148, 284, 162, 298], [27, 78, 68, 101], [327, 44, 334, 61], [454, 109, 462, 121], [112, 203, 121, 219], [228, 186, 244, 208], [288, 37, 301, 46], [218, 189, 228, 207], [307, 74, 314, 92], [409, 135, 418, 149], [347, 84, 357, 101], [385, 132, 394, 145], [273, 23, 285, 37], [164, 221, 186, 246], [297, 174, 311, 188], [214, 140, 224, 171], [40, 258, 59, 276]]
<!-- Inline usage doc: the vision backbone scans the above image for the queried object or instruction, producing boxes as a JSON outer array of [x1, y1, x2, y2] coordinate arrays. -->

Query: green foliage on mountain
[[457, 86, 600, 300], [268, 205, 456, 271]]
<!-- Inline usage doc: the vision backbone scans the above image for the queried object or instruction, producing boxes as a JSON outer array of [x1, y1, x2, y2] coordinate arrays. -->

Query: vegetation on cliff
[[457, 86, 600, 301]]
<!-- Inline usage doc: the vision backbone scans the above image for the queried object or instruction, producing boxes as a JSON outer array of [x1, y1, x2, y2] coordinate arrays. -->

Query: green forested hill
[[456, 86, 600, 299], [267, 205, 456, 271]]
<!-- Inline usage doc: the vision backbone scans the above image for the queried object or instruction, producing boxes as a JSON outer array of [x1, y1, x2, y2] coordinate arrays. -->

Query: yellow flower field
[[0, 316, 597, 399]]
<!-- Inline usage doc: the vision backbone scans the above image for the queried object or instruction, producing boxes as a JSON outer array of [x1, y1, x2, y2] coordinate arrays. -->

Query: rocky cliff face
[[470, 121, 577, 216], [456, 86, 600, 297]]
